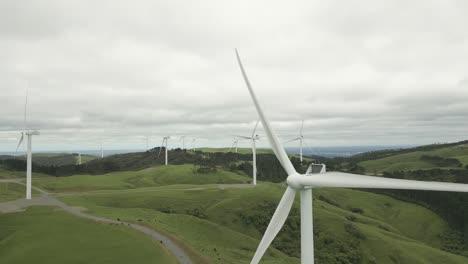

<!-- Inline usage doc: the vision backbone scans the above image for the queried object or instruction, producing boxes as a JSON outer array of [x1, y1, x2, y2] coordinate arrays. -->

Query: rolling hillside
[[358, 143, 468, 173]]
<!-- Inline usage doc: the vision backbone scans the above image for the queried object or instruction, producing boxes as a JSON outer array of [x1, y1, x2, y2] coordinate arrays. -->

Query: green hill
[[57, 182, 468, 264], [0, 206, 177, 264], [359, 143, 468, 173], [34, 164, 251, 192]]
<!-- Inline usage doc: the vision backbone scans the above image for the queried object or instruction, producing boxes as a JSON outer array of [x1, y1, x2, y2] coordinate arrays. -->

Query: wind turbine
[[178, 136, 186, 149], [229, 137, 239, 153], [158, 136, 170, 165], [15, 89, 39, 200], [190, 138, 197, 152], [286, 120, 305, 163], [77, 153, 82, 165], [235, 120, 260, 185], [100, 142, 104, 158], [235, 49, 468, 264]]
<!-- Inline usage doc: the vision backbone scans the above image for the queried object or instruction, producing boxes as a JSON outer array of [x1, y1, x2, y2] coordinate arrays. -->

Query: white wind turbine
[[178, 136, 186, 149], [235, 120, 260, 185], [101, 144, 104, 158], [77, 153, 82, 165], [158, 136, 171, 165], [286, 120, 306, 163], [229, 137, 239, 153], [190, 138, 197, 152], [15, 90, 39, 200], [235, 49, 468, 264]]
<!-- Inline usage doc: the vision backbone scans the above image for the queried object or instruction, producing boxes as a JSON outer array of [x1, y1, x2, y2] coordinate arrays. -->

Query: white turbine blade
[[300, 120, 304, 137], [303, 140, 314, 155], [229, 140, 236, 152], [24, 88, 28, 130], [251, 120, 260, 138], [236, 49, 296, 175], [284, 137, 301, 144], [15, 133, 24, 152], [234, 135, 252, 140], [296, 172, 468, 192], [251, 187, 296, 264]]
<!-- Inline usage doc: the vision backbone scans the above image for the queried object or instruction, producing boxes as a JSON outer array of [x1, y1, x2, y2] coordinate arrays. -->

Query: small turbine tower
[[235, 120, 260, 185], [229, 137, 239, 153], [15, 89, 39, 200], [158, 136, 171, 165], [286, 120, 306, 163]]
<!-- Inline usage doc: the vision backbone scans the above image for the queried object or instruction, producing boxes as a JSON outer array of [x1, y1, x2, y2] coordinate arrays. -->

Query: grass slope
[[34, 164, 251, 192], [0, 206, 177, 264], [359, 144, 468, 173], [0, 182, 39, 202], [57, 183, 468, 264]]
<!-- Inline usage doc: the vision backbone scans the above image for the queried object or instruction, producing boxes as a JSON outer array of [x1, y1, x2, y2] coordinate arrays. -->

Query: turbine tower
[[191, 138, 197, 152], [286, 120, 305, 163], [99, 142, 104, 158], [229, 137, 239, 153], [235, 49, 468, 264], [15, 89, 39, 200], [77, 153, 82, 165], [235, 120, 260, 185], [158, 136, 170, 165]]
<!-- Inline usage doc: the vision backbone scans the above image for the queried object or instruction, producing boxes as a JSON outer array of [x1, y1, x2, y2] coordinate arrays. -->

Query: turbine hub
[[286, 173, 306, 189]]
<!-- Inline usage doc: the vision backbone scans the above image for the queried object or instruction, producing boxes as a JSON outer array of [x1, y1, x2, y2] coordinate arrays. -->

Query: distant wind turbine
[[235, 49, 468, 264], [285, 120, 305, 163], [158, 136, 170, 165], [235, 120, 260, 185], [77, 153, 82, 165], [100, 142, 104, 158], [178, 136, 186, 149], [15, 89, 39, 200], [190, 138, 197, 152], [229, 137, 239, 153]]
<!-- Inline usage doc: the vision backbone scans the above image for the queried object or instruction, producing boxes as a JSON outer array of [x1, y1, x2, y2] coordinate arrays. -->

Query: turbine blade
[[24, 88, 28, 130], [284, 138, 301, 144], [235, 49, 296, 175], [234, 135, 252, 140], [296, 172, 468, 192], [251, 120, 260, 138], [251, 187, 296, 264], [300, 120, 304, 137], [15, 132, 24, 152]]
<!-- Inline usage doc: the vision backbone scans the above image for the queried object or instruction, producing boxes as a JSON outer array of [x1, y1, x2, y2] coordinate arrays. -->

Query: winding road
[[0, 179, 193, 264]]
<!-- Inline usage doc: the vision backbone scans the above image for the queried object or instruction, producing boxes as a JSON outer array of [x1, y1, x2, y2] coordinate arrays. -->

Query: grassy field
[[34, 164, 251, 192], [0, 182, 39, 202], [0, 206, 177, 264], [359, 144, 468, 173], [56, 182, 468, 264]]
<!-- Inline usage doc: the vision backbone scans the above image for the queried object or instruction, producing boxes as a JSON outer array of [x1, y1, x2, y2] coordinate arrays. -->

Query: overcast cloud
[[1, 0, 468, 151]]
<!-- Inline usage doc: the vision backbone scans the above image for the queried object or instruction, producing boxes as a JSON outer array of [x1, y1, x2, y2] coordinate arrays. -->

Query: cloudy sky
[[1, 0, 467, 152]]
